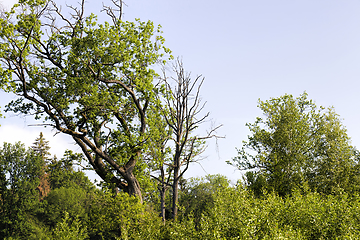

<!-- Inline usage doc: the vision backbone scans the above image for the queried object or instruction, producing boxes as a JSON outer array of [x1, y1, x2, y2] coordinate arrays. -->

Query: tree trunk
[[172, 166, 179, 220], [123, 174, 143, 203], [160, 185, 166, 224]]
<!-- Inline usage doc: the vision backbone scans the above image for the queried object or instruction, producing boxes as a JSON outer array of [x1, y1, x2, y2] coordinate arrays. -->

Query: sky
[[1, 0, 360, 184]]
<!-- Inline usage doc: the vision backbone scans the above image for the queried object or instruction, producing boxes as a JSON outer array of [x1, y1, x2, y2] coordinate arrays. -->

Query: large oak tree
[[0, 0, 171, 202]]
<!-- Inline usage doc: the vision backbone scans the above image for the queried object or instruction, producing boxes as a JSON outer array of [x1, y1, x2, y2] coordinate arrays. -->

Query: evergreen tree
[[32, 132, 51, 162], [32, 132, 51, 200]]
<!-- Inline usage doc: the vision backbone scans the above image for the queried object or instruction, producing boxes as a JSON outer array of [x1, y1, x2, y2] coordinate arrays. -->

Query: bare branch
[[153, 57, 223, 220], [102, 0, 126, 26]]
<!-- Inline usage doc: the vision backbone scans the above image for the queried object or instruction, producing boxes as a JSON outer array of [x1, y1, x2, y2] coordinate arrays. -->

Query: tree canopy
[[0, 142, 43, 238], [229, 92, 359, 196], [0, 0, 172, 201]]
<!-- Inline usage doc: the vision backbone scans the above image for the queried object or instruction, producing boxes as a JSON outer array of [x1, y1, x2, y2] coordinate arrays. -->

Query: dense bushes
[[196, 187, 360, 239], [3, 168, 360, 239], [91, 180, 360, 240], [145, 185, 360, 239]]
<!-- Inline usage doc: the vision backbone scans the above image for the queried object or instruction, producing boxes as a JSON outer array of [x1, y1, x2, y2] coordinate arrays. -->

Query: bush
[[196, 187, 360, 239], [88, 191, 163, 239], [42, 186, 90, 227]]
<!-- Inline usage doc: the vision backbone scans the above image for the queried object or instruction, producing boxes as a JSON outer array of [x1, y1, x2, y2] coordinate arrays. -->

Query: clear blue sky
[[1, 0, 360, 183]]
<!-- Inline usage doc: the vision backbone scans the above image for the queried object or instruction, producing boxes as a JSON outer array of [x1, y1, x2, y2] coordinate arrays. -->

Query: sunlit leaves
[[230, 92, 359, 196], [0, 0, 173, 196]]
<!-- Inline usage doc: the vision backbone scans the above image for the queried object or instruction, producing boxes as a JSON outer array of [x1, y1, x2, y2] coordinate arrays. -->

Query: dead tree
[[153, 59, 222, 221]]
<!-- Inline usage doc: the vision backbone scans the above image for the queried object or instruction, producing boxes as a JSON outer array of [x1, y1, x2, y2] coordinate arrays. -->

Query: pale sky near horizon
[[1, 0, 360, 184]]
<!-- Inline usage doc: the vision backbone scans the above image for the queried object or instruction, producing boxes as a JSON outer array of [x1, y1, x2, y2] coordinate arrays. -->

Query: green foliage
[[0, 142, 43, 239], [179, 174, 230, 227], [52, 212, 88, 240], [41, 186, 90, 228], [32, 132, 51, 161], [0, 0, 172, 199], [1, 140, 360, 239], [87, 191, 163, 239], [158, 219, 199, 240], [243, 171, 267, 197], [47, 151, 94, 191], [230, 92, 359, 196], [0, 134, 97, 239], [197, 187, 360, 239]]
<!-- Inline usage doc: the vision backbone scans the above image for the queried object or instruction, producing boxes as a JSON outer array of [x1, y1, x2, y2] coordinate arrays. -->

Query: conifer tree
[[32, 132, 51, 199], [32, 132, 51, 162]]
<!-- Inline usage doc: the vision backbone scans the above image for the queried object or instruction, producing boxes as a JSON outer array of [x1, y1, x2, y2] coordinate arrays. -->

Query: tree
[[146, 113, 172, 223], [0, 142, 43, 239], [87, 191, 159, 239], [309, 109, 360, 194], [152, 59, 222, 220], [43, 186, 90, 228], [47, 150, 95, 191], [229, 93, 358, 196], [32, 132, 51, 161], [179, 174, 230, 228], [32, 132, 51, 199], [0, 0, 171, 202]]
